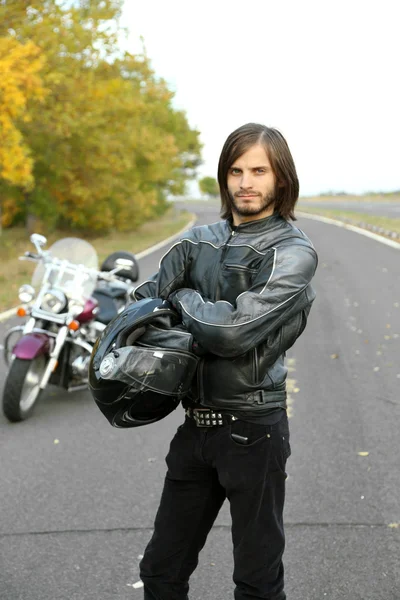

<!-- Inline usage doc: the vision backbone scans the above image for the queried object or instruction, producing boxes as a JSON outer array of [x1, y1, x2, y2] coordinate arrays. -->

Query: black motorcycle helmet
[[88, 297, 199, 428]]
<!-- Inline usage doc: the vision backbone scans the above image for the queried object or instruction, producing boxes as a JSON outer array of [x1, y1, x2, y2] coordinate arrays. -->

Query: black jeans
[[140, 413, 291, 600]]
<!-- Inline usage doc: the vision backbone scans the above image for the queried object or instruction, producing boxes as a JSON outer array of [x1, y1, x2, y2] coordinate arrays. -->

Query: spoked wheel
[[2, 356, 47, 422]]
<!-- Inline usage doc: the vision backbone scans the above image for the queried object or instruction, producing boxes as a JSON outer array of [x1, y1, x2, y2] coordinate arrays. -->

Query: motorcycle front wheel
[[2, 356, 47, 422]]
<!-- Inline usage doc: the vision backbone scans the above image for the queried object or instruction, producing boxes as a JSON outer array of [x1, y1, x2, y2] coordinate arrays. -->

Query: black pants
[[140, 413, 291, 600]]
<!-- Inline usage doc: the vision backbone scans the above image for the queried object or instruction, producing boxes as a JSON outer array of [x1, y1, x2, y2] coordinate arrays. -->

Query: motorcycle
[[2, 233, 139, 422]]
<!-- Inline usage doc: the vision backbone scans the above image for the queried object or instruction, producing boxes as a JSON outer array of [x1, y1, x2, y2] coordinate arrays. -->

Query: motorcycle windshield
[[32, 238, 99, 301]]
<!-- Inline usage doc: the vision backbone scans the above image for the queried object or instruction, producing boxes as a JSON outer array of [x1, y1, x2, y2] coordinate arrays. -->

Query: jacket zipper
[[198, 358, 205, 403], [224, 263, 258, 273], [199, 229, 235, 403]]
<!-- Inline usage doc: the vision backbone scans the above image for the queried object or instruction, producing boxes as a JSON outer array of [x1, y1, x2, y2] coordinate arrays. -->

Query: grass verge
[[0, 206, 194, 312], [297, 206, 400, 236], [300, 192, 400, 204]]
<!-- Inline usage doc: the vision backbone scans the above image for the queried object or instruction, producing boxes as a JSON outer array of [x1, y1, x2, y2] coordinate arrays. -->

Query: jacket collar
[[227, 212, 284, 234]]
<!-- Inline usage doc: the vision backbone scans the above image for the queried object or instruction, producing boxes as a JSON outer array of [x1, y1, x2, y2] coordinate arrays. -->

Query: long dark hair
[[218, 123, 299, 221]]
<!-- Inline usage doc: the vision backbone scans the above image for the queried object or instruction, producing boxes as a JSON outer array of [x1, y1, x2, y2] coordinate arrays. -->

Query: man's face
[[227, 143, 277, 225]]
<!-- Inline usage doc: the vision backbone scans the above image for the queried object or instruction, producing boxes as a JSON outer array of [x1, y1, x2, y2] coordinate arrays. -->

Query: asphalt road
[[0, 204, 399, 600]]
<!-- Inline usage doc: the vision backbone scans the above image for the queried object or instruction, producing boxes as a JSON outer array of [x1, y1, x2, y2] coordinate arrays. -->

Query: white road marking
[[132, 581, 144, 589]]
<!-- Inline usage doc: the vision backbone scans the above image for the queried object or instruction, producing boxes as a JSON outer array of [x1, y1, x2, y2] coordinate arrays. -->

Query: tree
[[0, 0, 202, 232], [199, 176, 219, 198], [0, 37, 47, 188], [0, 37, 47, 232]]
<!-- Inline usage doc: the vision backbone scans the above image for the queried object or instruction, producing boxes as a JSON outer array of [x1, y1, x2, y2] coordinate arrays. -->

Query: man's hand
[[168, 289, 193, 313], [168, 291, 207, 356]]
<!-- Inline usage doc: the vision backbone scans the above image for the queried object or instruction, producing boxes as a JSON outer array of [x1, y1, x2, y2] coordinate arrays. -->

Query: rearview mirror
[[30, 233, 47, 247]]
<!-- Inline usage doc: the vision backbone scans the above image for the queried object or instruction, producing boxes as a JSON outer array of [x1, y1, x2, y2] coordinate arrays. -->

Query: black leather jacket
[[133, 213, 318, 417]]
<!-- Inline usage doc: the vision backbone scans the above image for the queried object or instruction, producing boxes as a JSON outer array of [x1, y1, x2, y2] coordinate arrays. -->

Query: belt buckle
[[193, 409, 224, 427]]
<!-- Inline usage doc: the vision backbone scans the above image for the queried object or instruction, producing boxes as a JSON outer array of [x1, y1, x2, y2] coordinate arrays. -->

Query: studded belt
[[185, 407, 237, 427]]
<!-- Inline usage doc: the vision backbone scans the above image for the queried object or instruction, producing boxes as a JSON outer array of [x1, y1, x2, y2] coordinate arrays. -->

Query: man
[[133, 123, 318, 600]]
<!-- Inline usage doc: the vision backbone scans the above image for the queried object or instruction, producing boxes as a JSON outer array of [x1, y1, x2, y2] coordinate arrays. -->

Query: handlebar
[[97, 268, 129, 282], [19, 250, 133, 288], [19, 251, 41, 261]]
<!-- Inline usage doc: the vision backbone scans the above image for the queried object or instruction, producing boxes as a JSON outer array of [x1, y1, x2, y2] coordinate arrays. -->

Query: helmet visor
[[99, 346, 198, 397]]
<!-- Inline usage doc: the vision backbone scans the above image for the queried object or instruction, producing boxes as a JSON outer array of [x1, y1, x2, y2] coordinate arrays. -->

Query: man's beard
[[229, 190, 276, 218]]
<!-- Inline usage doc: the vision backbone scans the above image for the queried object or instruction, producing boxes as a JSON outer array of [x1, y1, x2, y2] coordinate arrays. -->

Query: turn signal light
[[17, 307, 27, 317], [68, 320, 80, 331]]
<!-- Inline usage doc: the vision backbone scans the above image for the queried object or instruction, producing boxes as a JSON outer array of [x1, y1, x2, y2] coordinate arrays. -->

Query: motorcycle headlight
[[19, 284, 36, 304], [40, 289, 68, 314]]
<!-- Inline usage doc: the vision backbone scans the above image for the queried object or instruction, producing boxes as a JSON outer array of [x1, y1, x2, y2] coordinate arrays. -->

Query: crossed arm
[[132, 239, 318, 358]]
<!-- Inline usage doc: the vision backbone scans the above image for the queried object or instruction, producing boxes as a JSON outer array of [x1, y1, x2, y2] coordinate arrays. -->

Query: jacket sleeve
[[131, 234, 194, 303], [170, 244, 318, 357], [257, 303, 311, 368], [130, 273, 158, 301]]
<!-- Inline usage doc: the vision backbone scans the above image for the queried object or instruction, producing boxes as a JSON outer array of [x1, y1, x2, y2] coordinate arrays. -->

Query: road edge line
[[0, 215, 197, 323], [134, 216, 196, 259], [297, 211, 400, 250]]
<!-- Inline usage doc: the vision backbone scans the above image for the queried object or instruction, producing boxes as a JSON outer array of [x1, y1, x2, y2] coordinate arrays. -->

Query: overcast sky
[[120, 0, 399, 196]]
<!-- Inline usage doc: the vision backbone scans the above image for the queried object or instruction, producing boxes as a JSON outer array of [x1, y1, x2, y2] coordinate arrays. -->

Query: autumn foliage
[[199, 176, 219, 197], [0, 1, 202, 232]]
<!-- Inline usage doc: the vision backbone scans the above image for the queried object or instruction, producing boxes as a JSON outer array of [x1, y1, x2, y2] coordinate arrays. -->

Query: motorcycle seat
[[93, 286, 127, 299], [92, 289, 120, 324]]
